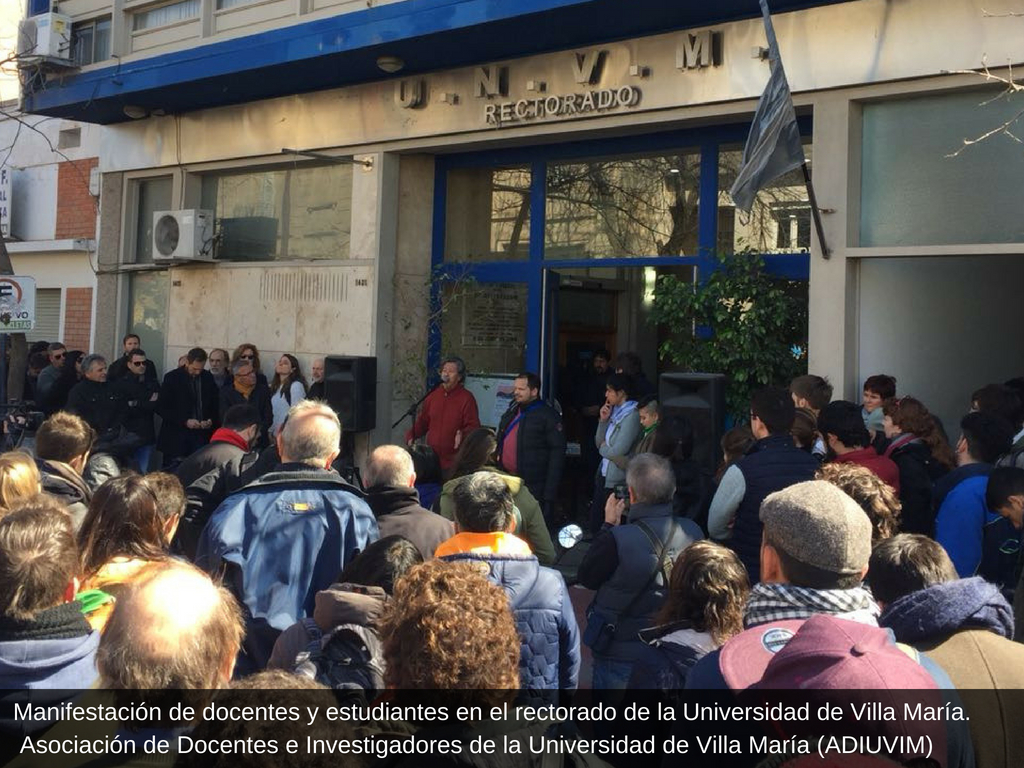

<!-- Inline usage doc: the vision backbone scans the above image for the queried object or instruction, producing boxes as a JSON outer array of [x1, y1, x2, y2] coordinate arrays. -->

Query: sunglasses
[[53, 353, 65, 360], [129, 360, 146, 367], [239, 354, 254, 360]]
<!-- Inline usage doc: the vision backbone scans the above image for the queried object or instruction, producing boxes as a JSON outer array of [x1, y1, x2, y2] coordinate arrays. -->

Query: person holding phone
[[588, 373, 640, 534]]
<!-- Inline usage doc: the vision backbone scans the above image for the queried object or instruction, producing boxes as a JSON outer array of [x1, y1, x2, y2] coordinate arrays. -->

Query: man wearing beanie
[[688, 480, 879, 689]]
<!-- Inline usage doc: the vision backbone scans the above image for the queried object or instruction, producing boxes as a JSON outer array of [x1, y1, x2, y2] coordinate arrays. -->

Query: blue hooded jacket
[[440, 551, 580, 692], [196, 466, 379, 670]]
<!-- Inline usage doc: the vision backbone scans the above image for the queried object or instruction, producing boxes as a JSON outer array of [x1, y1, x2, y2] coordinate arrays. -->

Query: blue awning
[[22, 0, 855, 124]]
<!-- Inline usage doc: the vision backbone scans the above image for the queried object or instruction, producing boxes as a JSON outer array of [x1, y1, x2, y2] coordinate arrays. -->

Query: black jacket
[[65, 379, 124, 437], [579, 502, 703, 661], [36, 459, 91, 532], [729, 434, 819, 582], [365, 485, 454, 561], [106, 354, 158, 383], [220, 381, 273, 448], [157, 367, 220, 459], [495, 400, 566, 503], [115, 373, 160, 444], [173, 432, 258, 560], [887, 438, 947, 536]]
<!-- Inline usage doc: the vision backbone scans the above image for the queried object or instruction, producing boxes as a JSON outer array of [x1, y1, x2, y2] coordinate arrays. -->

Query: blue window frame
[[430, 118, 813, 375]]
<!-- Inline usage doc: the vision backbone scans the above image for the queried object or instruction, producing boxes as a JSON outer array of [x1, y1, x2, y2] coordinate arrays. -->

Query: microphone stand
[[392, 383, 438, 430]]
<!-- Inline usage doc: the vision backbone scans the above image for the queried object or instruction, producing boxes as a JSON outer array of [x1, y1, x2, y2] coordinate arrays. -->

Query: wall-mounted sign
[[0, 168, 10, 239], [0, 276, 36, 332], [391, 27, 724, 130]]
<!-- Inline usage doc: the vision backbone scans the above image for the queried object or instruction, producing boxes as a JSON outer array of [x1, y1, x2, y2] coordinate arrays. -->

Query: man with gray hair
[[363, 445, 453, 560], [578, 453, 703, 691], [405, 355, 481, 471], [435, 471, 580, 695], [66, 354, 124, 441], [197, 399, 378, 672], [219, 357, 273, 448]]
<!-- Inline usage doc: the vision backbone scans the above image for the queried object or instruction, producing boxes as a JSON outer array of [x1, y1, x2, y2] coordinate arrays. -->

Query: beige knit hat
[[759, 480, 872, 575]]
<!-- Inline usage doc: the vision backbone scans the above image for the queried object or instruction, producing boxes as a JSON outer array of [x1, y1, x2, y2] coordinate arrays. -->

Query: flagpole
[[800, 162, 830, 260]]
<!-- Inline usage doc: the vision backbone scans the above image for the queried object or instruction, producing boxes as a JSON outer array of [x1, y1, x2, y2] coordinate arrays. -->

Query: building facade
[[0, 107, 99, 353], [17, 0, 1024, 450]]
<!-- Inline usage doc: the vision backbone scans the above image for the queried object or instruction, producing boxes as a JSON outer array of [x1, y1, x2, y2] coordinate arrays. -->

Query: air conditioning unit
[[17, 13, 73, 61], [152, 210, 215, 263]]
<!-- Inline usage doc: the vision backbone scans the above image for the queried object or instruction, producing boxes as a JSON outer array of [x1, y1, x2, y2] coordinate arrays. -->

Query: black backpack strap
[[618, 518, 676, 621]]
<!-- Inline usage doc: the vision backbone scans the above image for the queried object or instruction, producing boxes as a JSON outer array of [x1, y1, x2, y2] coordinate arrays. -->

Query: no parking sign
[[0, 276, 36, 332]]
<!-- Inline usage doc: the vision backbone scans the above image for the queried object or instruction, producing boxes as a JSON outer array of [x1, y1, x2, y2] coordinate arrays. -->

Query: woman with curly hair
[[627, 541, 749, 692], [379, 559, 519, 705], [817, 462, 901, 543], [881, 396, 953, 535]]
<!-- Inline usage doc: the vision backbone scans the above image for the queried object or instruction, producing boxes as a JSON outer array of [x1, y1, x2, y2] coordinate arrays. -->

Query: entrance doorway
[[430, 123, 813, 524]]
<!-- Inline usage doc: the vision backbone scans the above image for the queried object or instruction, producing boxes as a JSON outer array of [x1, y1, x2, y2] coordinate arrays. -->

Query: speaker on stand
[[324, 356, 377, 487], [659, 373, 726, 475]]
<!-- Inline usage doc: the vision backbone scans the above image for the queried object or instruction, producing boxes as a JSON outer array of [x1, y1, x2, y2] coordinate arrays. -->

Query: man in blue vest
[[578, 453, 703, 692], [496, 372, 566, 520], [707, 386, 819, 582]]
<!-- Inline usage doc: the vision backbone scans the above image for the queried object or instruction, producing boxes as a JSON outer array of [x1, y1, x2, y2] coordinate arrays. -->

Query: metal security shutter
[[26, 289, 61, 344]]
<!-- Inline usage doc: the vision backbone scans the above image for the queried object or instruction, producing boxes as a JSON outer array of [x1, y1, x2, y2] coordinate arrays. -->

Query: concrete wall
[[858, 254, 1024, 438]]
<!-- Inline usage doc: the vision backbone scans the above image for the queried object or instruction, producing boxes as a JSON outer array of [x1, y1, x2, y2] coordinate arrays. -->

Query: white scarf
[[600, 400, 637, 476]]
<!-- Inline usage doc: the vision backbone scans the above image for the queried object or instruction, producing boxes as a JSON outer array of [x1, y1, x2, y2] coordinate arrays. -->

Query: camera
[[613, 484, 629, 500]]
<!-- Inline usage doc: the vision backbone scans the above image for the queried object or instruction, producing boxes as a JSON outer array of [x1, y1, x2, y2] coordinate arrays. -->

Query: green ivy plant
[[650, 251, 808, 422]]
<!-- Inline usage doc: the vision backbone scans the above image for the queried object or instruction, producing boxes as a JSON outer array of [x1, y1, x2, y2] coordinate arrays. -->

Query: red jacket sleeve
[[461, 392, 481, 434]]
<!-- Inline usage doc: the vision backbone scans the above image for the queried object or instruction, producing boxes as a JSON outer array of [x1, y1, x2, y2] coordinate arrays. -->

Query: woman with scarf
[[881, 396, 954, 535], [588, 372, 641, 533], [219, 358, 273, 449]]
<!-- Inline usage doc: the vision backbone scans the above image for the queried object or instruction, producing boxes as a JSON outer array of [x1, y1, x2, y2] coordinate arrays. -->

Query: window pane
[[128, 271, 169, 376], [134, 177, 173, 264], [545, 152, 700, 259], [217, 0, 254, 9], [133, 0, 200, 31], [94, 19, 111, 61], [444, 167, 530, 262], [860, 90, 1024, 246], [200, 165, 353, 261], [440, 281, 527, 374], [71, 24, 94, 66], [718, 144, 812, 254]]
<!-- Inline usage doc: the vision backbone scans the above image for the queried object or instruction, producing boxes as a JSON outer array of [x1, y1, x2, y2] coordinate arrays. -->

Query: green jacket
[[438, 471, 556, 565]]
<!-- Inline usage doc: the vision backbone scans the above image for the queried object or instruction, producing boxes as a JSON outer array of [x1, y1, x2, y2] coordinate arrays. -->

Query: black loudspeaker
[[324, 356, 377, 433], [659, 373, 726, 475]]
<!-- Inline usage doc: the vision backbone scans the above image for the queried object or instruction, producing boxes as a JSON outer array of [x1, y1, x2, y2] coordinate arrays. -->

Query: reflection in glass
[[445, 167, 531, 262], [861, 90, 1024, 246], [134, 177, 173, 265], [440, 281, 527, 374], [200, 165, 352, 261], [544, 152, 700, 259], [128, 271, 169, 376], [718, 145, 812, 254]]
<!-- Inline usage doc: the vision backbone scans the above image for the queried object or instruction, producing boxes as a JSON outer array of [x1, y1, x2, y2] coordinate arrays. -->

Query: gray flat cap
[[759, 480, 872, 575]]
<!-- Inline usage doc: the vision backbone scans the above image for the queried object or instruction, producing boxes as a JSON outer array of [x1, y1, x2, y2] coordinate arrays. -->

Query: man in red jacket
[[406, 356, 481, 471], [819, 400, 901, 492]]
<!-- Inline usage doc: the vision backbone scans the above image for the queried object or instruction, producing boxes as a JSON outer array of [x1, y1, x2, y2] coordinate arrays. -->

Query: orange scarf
[[234, 376, 255, 399], [434, 531, 532, 559]]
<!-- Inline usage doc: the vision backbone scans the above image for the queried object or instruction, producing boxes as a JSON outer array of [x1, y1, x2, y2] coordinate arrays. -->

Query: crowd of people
[[24, 336, 326, 473], [3, 337, 1024, 768]]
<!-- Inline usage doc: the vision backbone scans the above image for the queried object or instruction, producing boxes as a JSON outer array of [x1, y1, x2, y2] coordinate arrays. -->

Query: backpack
[[293, 619, 385, 701], [979, 515, 1023, 601]]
